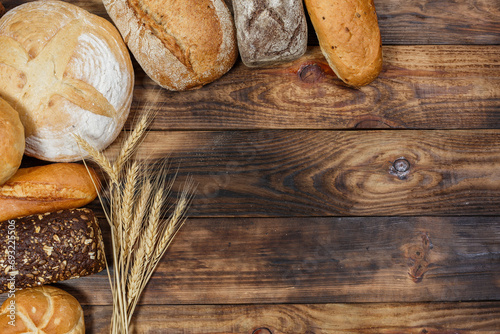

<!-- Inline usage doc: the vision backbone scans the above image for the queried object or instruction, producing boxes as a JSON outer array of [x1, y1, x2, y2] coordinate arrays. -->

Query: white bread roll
[[0, 285, 84, 334], [102, 0, 238, 91], [0, 0, 134, 162], [0, 97, 24, 185]]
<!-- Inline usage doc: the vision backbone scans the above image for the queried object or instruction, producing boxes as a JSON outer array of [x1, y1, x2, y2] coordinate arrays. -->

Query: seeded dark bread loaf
[[304, 0, 383, 87], [232, 0, 308, 67], [0, 208, 105, 293]]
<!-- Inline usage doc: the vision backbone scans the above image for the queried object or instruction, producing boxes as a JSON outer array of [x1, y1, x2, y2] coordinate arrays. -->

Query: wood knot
[[402, 232, 434, 283], [253, 328, 272, 334], [298, 63, 324, 83], [390, 157, 411, 180]]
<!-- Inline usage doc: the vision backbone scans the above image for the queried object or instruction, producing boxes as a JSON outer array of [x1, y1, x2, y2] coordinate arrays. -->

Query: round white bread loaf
[[102, 0, 238, 91], [0, 285, 84, 334], [0, 0, 134, 162], [0, 97, 24, 185]]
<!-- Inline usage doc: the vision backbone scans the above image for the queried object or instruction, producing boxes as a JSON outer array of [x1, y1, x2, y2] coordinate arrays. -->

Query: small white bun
[[0, 285, 85, 334]]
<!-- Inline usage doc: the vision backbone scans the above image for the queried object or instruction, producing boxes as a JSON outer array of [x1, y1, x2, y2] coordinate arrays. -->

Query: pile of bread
[[0, 0, 382, 332]]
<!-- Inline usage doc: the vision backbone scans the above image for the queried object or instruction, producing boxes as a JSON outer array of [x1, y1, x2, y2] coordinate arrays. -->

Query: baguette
[[0, 208, 105, 293], [304, 0, 383, 87], [0, 163, 99, 221]]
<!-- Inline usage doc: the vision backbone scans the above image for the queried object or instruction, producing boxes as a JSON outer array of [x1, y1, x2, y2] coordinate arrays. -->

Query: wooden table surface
[[2, 0, 500, 333]]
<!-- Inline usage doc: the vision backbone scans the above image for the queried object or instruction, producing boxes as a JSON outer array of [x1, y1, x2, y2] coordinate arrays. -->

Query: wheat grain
[[78, 95, 193, 333], [114, 113, 150, 175]]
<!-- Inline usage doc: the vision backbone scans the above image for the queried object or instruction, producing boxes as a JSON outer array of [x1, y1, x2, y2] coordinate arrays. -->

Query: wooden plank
[[83, 302, 500, 334], [42, 216, 500, 305], [3, 0, 499, 45], [375, 0, 500, 45], [128, 46, 500, 131], [99, 129, 500, 217]]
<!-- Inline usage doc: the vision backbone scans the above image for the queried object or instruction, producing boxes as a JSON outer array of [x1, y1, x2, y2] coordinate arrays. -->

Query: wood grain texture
[[126, 46, 500, 130], [97, 129, 500, 217], [82, 302, 500, 333], [36, 216, 500, 305], [3, 0, 500, 45]]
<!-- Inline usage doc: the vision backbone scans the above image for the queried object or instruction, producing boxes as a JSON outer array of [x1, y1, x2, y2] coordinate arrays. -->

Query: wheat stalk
[[78, 104, 194, 333]]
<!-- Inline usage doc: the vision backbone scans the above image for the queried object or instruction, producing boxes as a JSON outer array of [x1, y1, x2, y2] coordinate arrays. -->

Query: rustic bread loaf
[[0, 2, 4, 17], [0, 285, 85, 333], [232, 0, 308, 67], [0, 163, 99, 221], [304, 0, 383, 87], [0, 97, 24, 186], [102, 0, 238, 91], [0, 0, 134, 162], [0, 208, 105, 294]]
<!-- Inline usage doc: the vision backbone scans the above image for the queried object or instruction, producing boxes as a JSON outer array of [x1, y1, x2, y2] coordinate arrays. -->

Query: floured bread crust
[[0, 0, 134, 162], [0, 97, 24, 185], [232, 0, 308, 67], [305, 0, 383, 87], [103, 0, 238, 91]]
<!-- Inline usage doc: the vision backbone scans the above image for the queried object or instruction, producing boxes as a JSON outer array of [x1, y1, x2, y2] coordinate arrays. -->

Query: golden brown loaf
[[0, 97, 24, 185], [0, 0, 134, 162], [0, 285, 85, 334], [0, 163, 99, 221], [304, 0, 383, 87], [102, 0, 238, 91]]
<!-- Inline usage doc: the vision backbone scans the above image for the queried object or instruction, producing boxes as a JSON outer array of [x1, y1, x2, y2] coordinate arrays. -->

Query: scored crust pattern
[[0, 1, 133, 161]]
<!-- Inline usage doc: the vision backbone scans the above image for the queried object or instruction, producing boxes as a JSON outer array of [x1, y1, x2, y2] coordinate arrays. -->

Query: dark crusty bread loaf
[[304, 0, 383, 87], [0, 208, 105, 293], [231, 0, 308, 67], [102, 0, 238, 91]]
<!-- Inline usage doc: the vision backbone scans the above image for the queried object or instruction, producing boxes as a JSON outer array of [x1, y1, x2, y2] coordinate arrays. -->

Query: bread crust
[[0, 0, 134, 162], [0, 97, 24, 186], [103, 0, 238, 91], [304, 0, 383, 87], [0, 285, 85, 333], [0, 163, 99, 221], [232, 0, 308, 67]]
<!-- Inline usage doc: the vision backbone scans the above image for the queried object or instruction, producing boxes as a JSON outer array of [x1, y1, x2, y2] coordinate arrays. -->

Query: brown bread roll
[[0, 97, 24, 186], [0, 163, 99, 221], [0, 285, 85, 333], [102, 0, 238, 91], [0, 208, 105, 294], [0, 0, 134, 162], [232, 0, 308, 67], [304, 0, 383, 87]]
